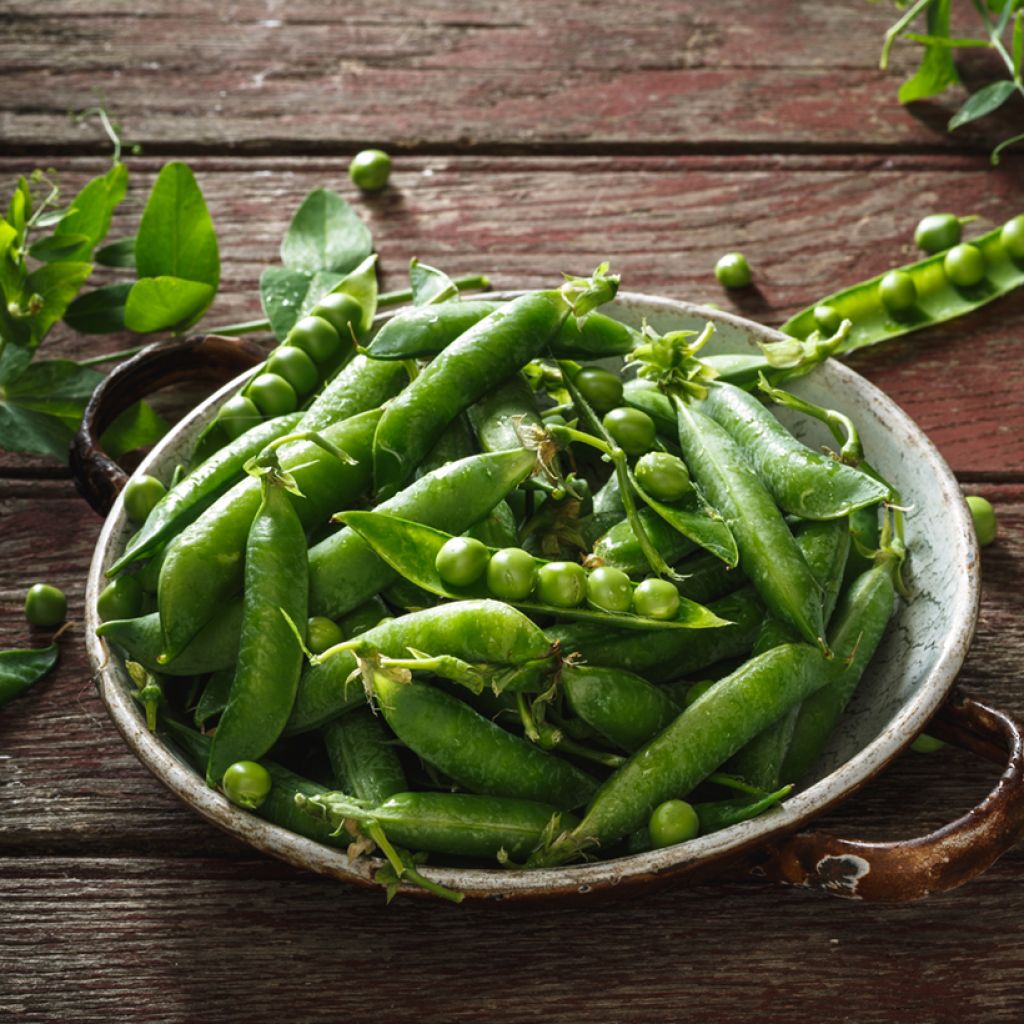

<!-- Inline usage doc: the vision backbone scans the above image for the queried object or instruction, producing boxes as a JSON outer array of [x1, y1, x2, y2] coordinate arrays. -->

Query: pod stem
[[125, 660, 163, 732]]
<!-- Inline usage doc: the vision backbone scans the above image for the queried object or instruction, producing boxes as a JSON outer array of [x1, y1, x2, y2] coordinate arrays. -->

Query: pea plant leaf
[[898, 0, 959, 103], [94, 236, 136, 269], [124, 276, 216, 333], [50, 161, 128, 263], [3, 359, 104, 419], [280, 188, 372, 275], [24, 260, 94, 345], [63, 282, 132, 335], [134, 162, 219, 287], [409, 258, 458, 306], [0, 644, 58, 708], [948, 79, 1017, 130], [27, 233, 92, 264], [100, 399, 169, 460]]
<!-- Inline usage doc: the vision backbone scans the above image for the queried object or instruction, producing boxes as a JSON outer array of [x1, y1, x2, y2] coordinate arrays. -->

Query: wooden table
[[2, 3, 1023, 1020]]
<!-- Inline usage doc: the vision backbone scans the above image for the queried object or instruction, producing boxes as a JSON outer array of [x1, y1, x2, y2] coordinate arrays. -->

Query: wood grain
[[2, 155, 1024, 476], [2, 1, 1020, 155]]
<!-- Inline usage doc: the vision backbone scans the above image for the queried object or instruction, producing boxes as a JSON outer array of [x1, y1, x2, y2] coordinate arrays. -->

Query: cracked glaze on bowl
[[86, 293, 979, 901]]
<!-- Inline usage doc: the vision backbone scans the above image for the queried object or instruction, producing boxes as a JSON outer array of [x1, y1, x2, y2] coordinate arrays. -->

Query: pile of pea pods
[[96, 257, 916, 900]]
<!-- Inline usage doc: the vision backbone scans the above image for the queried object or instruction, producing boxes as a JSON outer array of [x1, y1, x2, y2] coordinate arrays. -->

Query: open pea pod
[[341, 511, 730, 632], [782, 215, 1024, 354]]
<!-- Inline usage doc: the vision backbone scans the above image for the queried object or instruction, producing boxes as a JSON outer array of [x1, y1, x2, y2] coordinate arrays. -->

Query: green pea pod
[[844, 504, 881, 586], [367, 299, 640, 362], [297, 353, 407, 432], [97, 602, 243, 677], [467, 373, 545, 453], [674, 551, 746, 605], [562, 664, 680, 753], [207, 477, 308, 786], [298, 789, 572, 862], [592, 508, 696, 576], [466, 499, 519, 548], [416, 415, 477, 477], [675, 398, 826, 648], [372, 291, 568, 500], [194, 667, 234, 727], [288, 599, 555, 734], [782, 215, 1024, 354], [729, 520, 851, 790], [342, 511, 729, 632], [370, 669, 596, 810], [700, 381, 890, 520], [780, 556, 900, 784], [163, 720, 345, 848], [549, 587, 763, 683], [695, 785, 793, 834], [534, 642, 830, 864], [308, 448, 536, 619], [107, 412, 303, 577], [323, 708, 407, 804], [158, 408, 379, 660]]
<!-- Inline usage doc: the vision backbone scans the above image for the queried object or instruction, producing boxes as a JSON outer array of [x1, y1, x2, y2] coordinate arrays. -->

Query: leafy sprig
[[876, 0, 1024, 163]]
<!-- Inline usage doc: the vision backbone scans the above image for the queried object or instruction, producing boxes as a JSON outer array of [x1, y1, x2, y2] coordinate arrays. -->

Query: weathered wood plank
[[0, 482, 1021, 860], [1, 1, 1020, 154], [2, 855, 1024, 1024], [1, 154, 1023, 476]]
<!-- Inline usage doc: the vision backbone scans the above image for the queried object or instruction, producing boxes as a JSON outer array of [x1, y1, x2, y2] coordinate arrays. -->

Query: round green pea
[[97, 575, 143, 623], [914, 213, 961, 254], [309, 292, 363, 339], [813, 304, 843, 336], [879, 270, 917, 315], [586, 566, 633, 614], [649, 799, 700, 848], [435, 536, 489, 587], [24, 583, 66, 627], [486, 548, 537, 601], [122, 475, 166, 525], [632, 578, 680, 620], [1001, 215, 1024, 261], [572, 367, 624, 414], [944, 243, 986, 288], [222, 760, 272, 810], [966, 495, 997, 547], [287, 315, 343, 365], [714, 252, 752, 289], [535, 561, 587, 608], [349, 149, 392, 191], [634, 451, 692, 502], [217, 395, 262, 440], [247, 373, 298, 417], [266, 346, 319, 397], [307, 616, 345, 655], [603, 407, 656, 456]]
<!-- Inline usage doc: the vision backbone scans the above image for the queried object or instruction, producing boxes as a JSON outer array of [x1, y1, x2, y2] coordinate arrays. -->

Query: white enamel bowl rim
[[86, 292, 979, 900]]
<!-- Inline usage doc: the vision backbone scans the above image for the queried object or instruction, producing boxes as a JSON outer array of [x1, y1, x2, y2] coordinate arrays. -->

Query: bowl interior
[[87, 293, 979, 899]]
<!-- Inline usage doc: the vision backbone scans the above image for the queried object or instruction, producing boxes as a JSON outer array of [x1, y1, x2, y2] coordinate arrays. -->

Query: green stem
[[757, 374, 863, 463], [76, 345, 146, 367], [880, 0, 935, 69]]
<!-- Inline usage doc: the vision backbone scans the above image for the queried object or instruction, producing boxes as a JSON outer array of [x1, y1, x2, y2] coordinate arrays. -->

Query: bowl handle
[[753, 689, 1024, 900], [70, 334, 265, 516]]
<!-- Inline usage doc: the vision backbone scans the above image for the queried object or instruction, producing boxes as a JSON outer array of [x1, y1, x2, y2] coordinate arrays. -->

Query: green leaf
[[134, 162, 219, 288], [24, 261, 94, 344], [259, 265, 344, 340], [100, 400, 168, 459], [52, 162, 128, 262], [94, 236, 135, 268], [6, 178, 31, 245], [28, 233, 92, 263], [124, 276, 215, 333], [948, 79, 1017, 130], [0, 282, 32, 350], [63, 282, 132, 335], [0, 399, 74, 458], [0, 341, 32, 386], [409, 258, 458, 306], [3, 359, 103, 418], [898, 0, 960, 103], [0, 645, 58, 707], [280, 188, 372, 275], [1014, 11, 1023, 80]]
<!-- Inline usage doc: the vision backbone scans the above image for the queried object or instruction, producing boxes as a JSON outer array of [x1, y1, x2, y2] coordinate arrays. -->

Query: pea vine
[[876, 0, 1024, 163]]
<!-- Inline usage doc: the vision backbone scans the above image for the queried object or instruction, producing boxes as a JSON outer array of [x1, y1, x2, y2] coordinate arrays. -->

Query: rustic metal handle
[[69, 334, 264, 516], [756, 689, 1024, 900]]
